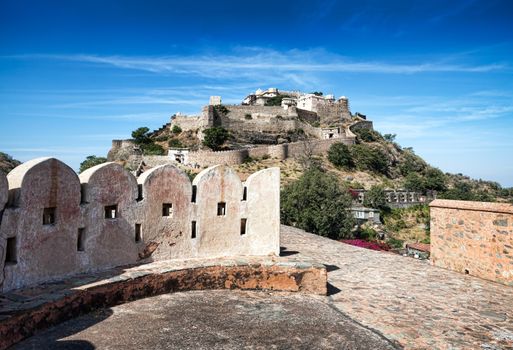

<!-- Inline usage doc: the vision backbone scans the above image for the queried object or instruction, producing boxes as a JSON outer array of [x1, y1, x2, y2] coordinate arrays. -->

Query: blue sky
[[1, 0, 512, 186]]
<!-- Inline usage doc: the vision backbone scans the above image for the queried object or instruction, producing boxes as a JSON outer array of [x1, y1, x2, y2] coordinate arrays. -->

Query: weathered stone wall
[[186, 137, 355, 167], [349, 120, 374, 132], [0, 158, 280, 291], [170, 114, 206, 131], [316, 99, 351, 125], [430, 199, 513, 285]]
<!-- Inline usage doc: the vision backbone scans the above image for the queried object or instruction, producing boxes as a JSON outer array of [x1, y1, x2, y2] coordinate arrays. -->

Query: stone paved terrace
[[281, 225, 513, 350], [5, 225, 513, 349]]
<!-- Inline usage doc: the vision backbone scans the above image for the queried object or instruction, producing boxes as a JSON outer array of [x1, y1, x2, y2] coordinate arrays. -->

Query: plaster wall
[[0, 159, 280, 292]]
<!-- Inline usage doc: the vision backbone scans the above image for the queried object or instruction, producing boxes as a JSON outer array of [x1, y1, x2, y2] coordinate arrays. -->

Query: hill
[[0, 152, 21, 174]]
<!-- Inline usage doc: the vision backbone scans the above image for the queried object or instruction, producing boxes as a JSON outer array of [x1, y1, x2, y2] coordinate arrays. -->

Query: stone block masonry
[[430, 199, 513, 285], [0, 158, 280, 292]]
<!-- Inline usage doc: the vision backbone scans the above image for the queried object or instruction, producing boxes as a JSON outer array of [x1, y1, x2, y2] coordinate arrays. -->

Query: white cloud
[[6, 48, 507, 80]]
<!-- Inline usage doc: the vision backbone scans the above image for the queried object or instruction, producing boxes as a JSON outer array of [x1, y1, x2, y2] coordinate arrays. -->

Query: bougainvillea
[[340, 239, 390, 252]]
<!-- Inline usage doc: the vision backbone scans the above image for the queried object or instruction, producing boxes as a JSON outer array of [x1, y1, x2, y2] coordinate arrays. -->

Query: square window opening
[[162, 203, 173, 217], [105, 205, 118, 219], [43, 207, 56, 225], [217, 202, 226, 216]]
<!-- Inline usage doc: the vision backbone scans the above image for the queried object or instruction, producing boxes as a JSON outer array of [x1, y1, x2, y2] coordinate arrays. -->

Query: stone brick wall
[[0, 158, 280, 291], [184, 137, 355, 167], [316, 99, 351, 125], [170, 114, 206, 130], [430, 199, 513, 285]]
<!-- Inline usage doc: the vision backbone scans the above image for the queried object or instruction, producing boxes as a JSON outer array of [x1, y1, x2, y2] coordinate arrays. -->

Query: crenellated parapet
[[0, 158, 280, 292]]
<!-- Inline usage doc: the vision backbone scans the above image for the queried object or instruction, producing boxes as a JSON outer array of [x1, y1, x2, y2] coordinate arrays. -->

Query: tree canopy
[[281, 168, 355, 239]]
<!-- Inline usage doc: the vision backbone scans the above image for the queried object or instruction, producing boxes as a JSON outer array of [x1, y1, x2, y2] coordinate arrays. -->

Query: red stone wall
[[430, 199, 513, 285]]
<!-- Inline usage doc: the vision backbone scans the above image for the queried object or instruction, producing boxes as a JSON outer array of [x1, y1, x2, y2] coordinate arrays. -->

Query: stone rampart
[[430, 199, 513, 285], [185, 137, 355, 167], [0, 158, 280, 292], [171, 114, 205, 130]]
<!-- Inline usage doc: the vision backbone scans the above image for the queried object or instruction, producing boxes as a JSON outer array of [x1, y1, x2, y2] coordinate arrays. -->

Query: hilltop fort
[[108, 88, 372, 169]]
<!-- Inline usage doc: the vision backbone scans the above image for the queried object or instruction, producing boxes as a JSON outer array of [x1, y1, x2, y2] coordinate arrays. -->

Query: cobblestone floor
[[281, 225, 513, 350]]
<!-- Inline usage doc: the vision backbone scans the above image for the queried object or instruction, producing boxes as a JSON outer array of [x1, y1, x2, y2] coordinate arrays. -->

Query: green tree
[[281, 168, 355, 239], [203, 127, 229, 151], [383, 133, 396, 142], [363, 185, 388, 209], [423, 167, 447, 192], [399, 150, 427, 176], [328, 142, 354, 169], [403, 172, 426, 193], [79, 155, 107, 173], [350, 144, 389, 175], [171, 125, 182, 134], [131, 127, 151, 144]]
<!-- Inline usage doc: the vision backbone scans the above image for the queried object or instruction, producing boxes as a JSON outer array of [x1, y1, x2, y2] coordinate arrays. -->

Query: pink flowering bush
[[340, 239, 390, 252]]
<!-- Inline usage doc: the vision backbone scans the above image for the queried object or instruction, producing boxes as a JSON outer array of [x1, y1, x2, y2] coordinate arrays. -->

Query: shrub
[[399, 150, 427, 176], [387, 237, 404, 249], [244, 114, 252, 120], [141, 143, 166, 155], [423, 167, 447, 192], [354, 128, 382, 143], [403, 172, 426, 193], [440, 181, 495, 202], [358, 227, 378, 240], [79, 155, 107, 173], [281, 168, 355, 239], [328, 142, 354, 169], [363, 185, 388, 209], [203, 127, 229, 151], [168, 138, 184, 148], [262, 154, 270, 160], [264, 95, 290, 106], [171, 125, 182, 134], [350, 144, 388, 175], [214, 105, 229, 115]]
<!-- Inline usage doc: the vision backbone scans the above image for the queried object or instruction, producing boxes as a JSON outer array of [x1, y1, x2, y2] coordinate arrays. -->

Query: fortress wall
[[137, 165, 194, 260], [225, 105, 289, 121], [240, 167, 280, 256], [171, 115, 205, 131], [430, 199, 513, 285], [247, 146, 272, 159], [0, 159, 280, 292], [142, 155, 175, 168], [79, 163, 140, 270], [185, 137, 355, 167], [188, 149, 249, 166], [0, 158, 82, 291]]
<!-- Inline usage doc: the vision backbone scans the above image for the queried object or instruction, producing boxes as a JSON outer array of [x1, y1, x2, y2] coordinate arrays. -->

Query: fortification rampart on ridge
[[0, 158, 280, 292]]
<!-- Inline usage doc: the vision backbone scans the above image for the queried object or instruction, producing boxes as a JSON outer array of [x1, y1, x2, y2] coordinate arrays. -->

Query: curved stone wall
[[0, 159, 280, 292]]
